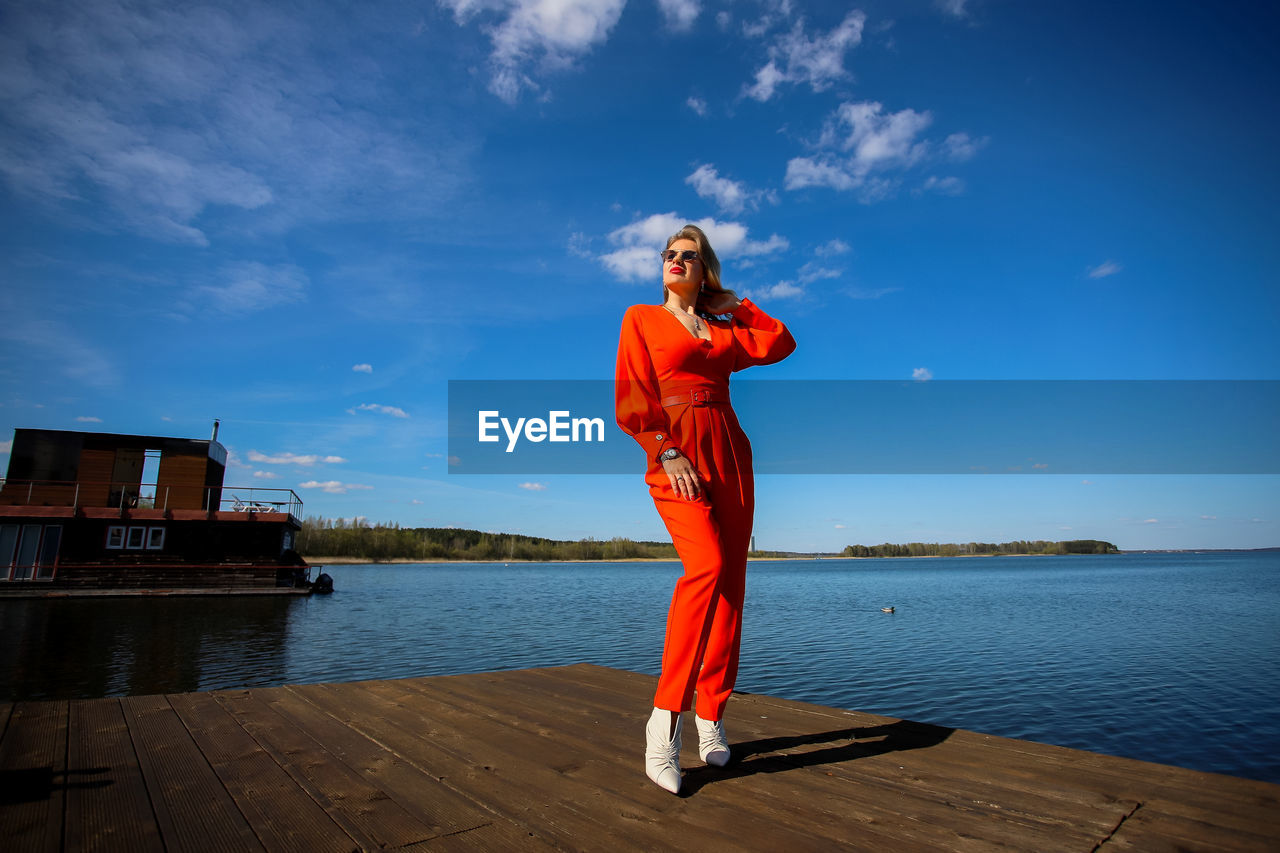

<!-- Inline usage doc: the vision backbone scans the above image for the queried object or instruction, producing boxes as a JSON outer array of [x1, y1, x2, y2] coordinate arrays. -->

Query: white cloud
[[1200, 515, 1217, 520], [739, 233, 790, 256], [744, 11, 866, 102], [657, 0, 701, 31], [686, 165, 751, 213], [831, 101, 932, 172], [685, 164, 778, 216], [744, 61, 787, 102], [754, 281, 804, 300], [248, 451, 347, 465], [0, 2, 461, 245], [920, 175, 965, 196], [253, 470, 280, 480], [441, 0, 627, 103], [1142, 518, 1159, 524], [786, 100, 984, 203], [518, 482, 548, 491], [815, 239, 850, 256], [937, 0, 969, 18], [1088, 260, 1123, 279], [846, 285, 901, 299], [299, 480, 373, 494], [350, 402, 410, 419], [797, 262, 841, 284], [352, 363, 373, 373], [834, 523, 846, 529], [686, 96, 707, 116], [784, 157, 858, 192], [200, 262, 308, 314], [912, 367, 933, 381], [600, 212, 789, 282], [568, 231, 594, 258], [0, 440, 10, 453], [716, 11, 732, 31], [599, 245, 658, 282], [76, 416, 103, 423], [943, 132, 987, 161]]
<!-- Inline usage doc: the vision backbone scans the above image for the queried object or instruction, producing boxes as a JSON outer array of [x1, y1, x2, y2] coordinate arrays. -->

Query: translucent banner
[[447, 380, 1280, 474]]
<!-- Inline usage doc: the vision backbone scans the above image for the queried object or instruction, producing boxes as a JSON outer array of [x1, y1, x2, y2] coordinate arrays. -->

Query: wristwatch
[[659, 448, 682, 462]]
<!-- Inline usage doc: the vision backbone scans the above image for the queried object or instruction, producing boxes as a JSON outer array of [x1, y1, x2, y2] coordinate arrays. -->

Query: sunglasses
[[661, 250, 701, 263]]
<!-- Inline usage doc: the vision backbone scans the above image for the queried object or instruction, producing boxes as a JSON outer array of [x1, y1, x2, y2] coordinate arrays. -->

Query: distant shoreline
[[303, 548, 1277, 566]]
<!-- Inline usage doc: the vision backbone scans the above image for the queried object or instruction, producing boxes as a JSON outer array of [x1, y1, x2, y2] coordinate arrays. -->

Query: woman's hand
[[699, 287, 741, 316], [662, 453, 703, 501]]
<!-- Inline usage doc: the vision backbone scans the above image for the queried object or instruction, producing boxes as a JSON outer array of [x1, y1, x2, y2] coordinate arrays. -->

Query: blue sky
[[1, 0, 1277, 551]]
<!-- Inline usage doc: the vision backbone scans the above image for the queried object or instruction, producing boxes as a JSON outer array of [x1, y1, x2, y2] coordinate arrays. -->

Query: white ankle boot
[[695, 715, 730, 767], [644, 708, 682, 793]]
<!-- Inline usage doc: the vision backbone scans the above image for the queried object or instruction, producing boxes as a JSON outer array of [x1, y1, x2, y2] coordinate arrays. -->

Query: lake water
[[2, 552, 1278, 784]]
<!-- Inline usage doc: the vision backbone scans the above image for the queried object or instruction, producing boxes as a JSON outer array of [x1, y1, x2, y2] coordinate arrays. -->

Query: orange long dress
[[615, 298, 796, 721]]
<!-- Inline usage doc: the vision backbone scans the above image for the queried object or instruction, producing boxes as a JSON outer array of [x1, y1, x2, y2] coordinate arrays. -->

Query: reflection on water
[[1, 553, 1278, 784], [0, 596, 295, 699]]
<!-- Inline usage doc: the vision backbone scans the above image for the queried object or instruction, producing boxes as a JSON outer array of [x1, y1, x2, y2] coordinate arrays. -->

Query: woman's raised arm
[[729, 298, 796, 372]]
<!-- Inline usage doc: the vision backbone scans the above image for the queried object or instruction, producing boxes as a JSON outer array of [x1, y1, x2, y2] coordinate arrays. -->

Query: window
[[0, 525, 18, 580], [37, 526, 61, 579], [146, 527, 166, 550], [1, 525, 64, 581], [106, 526, 126, 549], [13, 525, 42, 580], [126, 527, 146, 550]]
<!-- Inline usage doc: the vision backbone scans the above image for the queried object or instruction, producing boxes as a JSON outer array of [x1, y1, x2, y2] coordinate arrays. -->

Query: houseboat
[[0, 426, 323, 596]]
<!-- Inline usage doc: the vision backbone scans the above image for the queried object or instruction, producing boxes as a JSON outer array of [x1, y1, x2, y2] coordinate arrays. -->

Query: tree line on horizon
[[296, 517, 680, 561], [297, 517, 1118, 562], [842, 540, 1118, 557]]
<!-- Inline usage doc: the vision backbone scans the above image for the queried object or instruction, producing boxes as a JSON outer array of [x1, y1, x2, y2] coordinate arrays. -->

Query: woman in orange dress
[[615, 224, 796, 794]]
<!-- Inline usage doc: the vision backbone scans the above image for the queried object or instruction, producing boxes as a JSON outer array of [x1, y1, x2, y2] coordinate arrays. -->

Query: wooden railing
[[0, 479, 302, 518]]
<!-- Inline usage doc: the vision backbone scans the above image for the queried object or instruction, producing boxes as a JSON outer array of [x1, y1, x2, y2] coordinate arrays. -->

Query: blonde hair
[[662, 224, 734, 308]]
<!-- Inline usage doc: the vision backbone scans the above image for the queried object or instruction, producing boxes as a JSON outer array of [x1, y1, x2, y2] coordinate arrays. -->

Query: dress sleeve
[[729, 297, 796, 372], [615, 306, 678, 462]]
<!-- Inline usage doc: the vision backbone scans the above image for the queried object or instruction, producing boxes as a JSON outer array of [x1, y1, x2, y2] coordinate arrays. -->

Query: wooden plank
[[409, 666, 1103, 852], [1103, 799, 1279, 853], [0, 700, 68, 853], [121, 694, 264, 852], [211, 687, 443, 850], [491, 665, 1130, 850], [166, 692, 361, 853], [405, 818, 555, 851], [547, 666, 1280, 847], [299, 678, 745, 851], [3, 666, 1277, 853], [362, 673, 875, 851], [65, 698, 164, 853], [295, 679, 669, 851], [267, 683, 495, 836]]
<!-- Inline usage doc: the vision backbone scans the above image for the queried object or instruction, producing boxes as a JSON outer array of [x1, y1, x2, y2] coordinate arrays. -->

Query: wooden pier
[[2, 664, 1276, 851]]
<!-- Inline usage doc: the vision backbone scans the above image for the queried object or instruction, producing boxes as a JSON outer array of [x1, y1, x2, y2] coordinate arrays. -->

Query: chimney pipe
[[211, 419, 220, 442]]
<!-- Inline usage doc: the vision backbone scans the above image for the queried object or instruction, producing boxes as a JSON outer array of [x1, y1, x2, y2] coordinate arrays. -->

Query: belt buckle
[[690, 389, 710, 405]]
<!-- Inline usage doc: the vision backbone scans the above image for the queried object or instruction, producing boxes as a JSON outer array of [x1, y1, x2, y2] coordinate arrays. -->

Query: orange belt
[[660, 387, 729, 407]]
